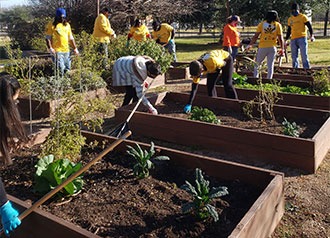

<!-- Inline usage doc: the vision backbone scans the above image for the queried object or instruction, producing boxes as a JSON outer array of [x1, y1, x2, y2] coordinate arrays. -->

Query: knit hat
[[55, 8, 66, 18]]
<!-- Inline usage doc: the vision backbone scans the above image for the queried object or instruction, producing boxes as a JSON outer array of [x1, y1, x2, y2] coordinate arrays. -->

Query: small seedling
[[189, 106, 221, 124], [126, 142, 170, 179], [181, 168, 228, 222], [282, 117, 301, 137]]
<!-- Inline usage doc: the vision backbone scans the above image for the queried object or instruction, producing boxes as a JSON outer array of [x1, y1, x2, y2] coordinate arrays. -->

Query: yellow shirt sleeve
[[302, 14, 308, 23], [45, 22, 53, 36], [164, 24, 173, 32], [276, 22, 283, 35], [129, 27, 135, 35], [152, 31, 158, 40]]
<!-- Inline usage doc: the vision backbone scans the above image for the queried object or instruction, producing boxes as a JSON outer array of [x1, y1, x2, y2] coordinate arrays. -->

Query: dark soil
[[1, 146, 262, 238], [153, 98, 321, 139]]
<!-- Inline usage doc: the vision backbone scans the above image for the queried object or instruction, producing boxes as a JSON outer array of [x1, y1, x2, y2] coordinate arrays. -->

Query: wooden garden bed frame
[[9, 195, 98, 238], [115, 92, 330, 173], [196, 84, 330, 111], [82, 131, 285, 238], [240, 71, 313, 82], [17, 87, 109, 119]]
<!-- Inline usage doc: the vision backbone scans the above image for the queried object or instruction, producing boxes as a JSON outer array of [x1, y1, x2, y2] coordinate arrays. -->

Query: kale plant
[[282, 117, 301, 138], [127, 142, 170, 179], [181, 168, 228, 222]]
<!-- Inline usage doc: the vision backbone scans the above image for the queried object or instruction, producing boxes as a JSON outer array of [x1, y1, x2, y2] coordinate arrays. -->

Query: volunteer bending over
[[112, 56, 161, 115], [184, 50, 238, 113]]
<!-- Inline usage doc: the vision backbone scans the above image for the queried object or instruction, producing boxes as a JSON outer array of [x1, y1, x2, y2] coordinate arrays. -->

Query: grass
[[176, 37, 330, 65]]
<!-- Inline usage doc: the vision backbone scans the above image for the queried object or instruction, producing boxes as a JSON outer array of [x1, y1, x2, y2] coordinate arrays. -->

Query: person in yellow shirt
[[152, 21, 177, 62], [127, 19, 151, 46], [184, 49, 238, 113], [45, 8, 79, 75], [285, 3, 314, 69], [223, 15, 241, 60], [93, 8, 116, 67], [246, 10, 284, 79]]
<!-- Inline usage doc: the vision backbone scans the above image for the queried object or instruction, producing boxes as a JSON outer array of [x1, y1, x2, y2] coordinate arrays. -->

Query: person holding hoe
[[152, 20, 177, 62], [184, 49, 238, 113], [112, 55, 161, 115], [0, 72, 29, 235]]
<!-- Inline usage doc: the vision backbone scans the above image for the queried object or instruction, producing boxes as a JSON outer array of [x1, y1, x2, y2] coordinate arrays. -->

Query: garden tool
[[0, 130, 131, 236], [107, 76, 158, 138]]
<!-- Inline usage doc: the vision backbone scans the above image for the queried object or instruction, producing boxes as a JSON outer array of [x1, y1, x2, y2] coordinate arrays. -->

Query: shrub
[[189, 106, 221, 124], [181, 168, 228, 222], [126, 142, 170, 179], [312, 69, 330, 95], [34, 154, 84, 197]]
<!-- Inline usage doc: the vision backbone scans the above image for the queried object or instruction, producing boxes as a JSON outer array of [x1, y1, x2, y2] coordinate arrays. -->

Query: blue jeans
[[98, 43, 109, 67], [164, 40, 177, 62], [52, 52, 71, 75], [223, 46, 239, 60], [291, 37, 310, 69]]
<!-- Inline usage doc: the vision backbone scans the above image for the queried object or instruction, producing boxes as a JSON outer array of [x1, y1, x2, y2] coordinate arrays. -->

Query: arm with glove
[[0, 177, 20, 236]]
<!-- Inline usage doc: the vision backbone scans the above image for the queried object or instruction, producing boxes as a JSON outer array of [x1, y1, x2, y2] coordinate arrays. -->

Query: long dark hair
[[53, 16, 68, 28], [0, 72, 27, 165]]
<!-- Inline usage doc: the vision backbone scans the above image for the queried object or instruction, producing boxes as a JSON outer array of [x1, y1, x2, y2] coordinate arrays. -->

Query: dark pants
[[97, 43, 109, 67], [188, 55, 237, 105], [122, 86, 138, 106]]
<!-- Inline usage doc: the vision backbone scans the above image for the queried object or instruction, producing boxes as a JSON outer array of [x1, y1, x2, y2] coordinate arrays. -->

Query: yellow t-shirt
[[92, 13, 115, 43], [202, 50, 230, 74], [129, 25, 150, 42], [256, 21, 282, 48], [152, 23, 174, 44], [288, 13, 309, 39], [45, 21, 73, 53]]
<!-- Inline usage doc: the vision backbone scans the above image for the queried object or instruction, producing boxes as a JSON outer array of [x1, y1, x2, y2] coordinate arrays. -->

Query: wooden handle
[[18, 130, 132, 221]]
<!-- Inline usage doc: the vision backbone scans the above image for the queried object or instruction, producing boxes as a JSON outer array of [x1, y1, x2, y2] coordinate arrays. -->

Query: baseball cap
[[231, 15, 241, 23], [55, 8, 66, 18]]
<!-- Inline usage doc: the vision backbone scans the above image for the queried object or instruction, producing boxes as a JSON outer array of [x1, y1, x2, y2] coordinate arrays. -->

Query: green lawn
[[176, 37, 330, 66]]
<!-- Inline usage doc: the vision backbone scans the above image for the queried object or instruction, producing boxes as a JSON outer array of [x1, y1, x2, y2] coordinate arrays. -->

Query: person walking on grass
[[246, 10, 284, 79], [223, 15, 241, 60], [152, 21, 177, 62], [184, 50, 238, 113], [285, 3, 314, 69], [112, 56, 161, 115], [0, 72, 29, 236], [93, 7, 116, 67], [45, 8, 79, 75], [127, 19, 151, 46]]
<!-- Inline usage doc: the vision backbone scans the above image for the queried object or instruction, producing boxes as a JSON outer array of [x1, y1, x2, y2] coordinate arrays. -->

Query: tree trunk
[[324, 9, 329, 36], [226, 0, 230, 17], [199, 23, 203, 35], [96, 0, 99, 16]]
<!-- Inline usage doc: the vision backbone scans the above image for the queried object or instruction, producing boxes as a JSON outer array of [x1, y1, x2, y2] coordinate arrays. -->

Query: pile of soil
[[153, 98, 322, 139], [1, 146, 262, 238]]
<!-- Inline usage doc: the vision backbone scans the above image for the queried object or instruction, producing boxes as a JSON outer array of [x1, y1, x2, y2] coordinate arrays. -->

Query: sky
[[0, 0, 28, 9]]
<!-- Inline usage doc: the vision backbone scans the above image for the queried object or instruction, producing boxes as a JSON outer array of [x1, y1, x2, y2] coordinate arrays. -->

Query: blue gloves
[[0, 201, 21, 236], [126, 41, 129, 47], [184, 104, 192, 114], [168, 39, 174, 44]]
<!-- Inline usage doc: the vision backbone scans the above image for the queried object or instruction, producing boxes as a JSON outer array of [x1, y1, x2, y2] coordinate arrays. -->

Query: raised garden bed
[[17, 87, 109, 119], [1, 132, 284, 238], [239, 71, 313, 83], [196, 84, 330, 111], [115, 92, 330, 173], [166, 62, 190, 81], [8, 195, 98, 238]]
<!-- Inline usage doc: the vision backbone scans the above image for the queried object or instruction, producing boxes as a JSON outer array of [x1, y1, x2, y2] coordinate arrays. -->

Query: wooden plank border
[[82, 131, 285, 238], [115, 92, 330, 172], [197, 84, 330, 111]]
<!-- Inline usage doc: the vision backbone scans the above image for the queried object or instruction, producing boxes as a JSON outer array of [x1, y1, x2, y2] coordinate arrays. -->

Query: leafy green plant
[[34, 154, 84, 196], [126, 142, 170, 179], [232, 72, 248, 85], [181, 168, 228, 222], [189, 106, 221, 124], [312, 69, 330, 95], [282, 118, 301, 138]]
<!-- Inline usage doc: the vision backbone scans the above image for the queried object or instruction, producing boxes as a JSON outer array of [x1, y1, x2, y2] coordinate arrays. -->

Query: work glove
[[310, 36, 315, 42], [126, 41, 129, 47], [278, 48, 284, 56], [144, 81, 149, 89], [245, 44, 252, 51], [168, 39, 174, 44], [49, 47, 55, 55], [284, 40, 289, 49], [113, 33, 117, 38], [184, 104, 192, 114], [74, 48, 79, 56], [0, 201, 21, 236], [149, 106, 158, 115]]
